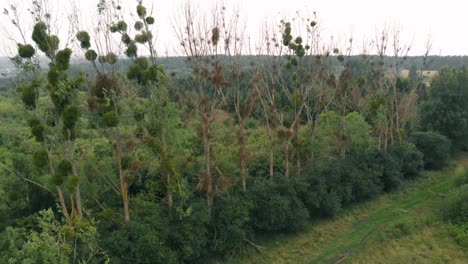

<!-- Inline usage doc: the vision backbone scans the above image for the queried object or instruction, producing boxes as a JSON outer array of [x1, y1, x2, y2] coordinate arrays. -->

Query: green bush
[[410, 131, 451, 169], [378, 152, 403, 191], [419, 68, 468, 149], [346, 152, 384, 202], [103, 199, 178, 264], [440, 185, 468, 225], [248, 177, 309, 232], [166, 199, 209, 263], [389, 143, 424, 178], [102, 111, 119, 127], [33, 149, 48, 168], [212, 194, 252, 255], [440, 185, 468, 248], [449, 223, 468, 248]]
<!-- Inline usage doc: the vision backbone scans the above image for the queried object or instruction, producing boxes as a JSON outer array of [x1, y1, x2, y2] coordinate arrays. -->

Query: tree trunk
[[268, 124, 274, 178], [294, 113, 301, 176], [115, 129, 130, 222], [75, 186, 83, 219], [161, 128, 173, 208], [44, 142, 73, 226], [56, 186, 73, 227], [201, 112, 213, 218], [68, 129, 83, 219], [238, 124, 247, 192], [285, 131, 290, 178]]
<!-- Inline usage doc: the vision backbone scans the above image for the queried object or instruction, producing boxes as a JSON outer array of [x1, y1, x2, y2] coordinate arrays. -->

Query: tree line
[[0, 0, 467, 263]]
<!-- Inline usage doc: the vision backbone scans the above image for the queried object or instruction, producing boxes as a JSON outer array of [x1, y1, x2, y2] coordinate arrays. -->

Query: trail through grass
[[227, 155, 468, 264]]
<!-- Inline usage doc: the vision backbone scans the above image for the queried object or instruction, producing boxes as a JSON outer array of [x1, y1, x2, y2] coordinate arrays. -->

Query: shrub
[[248, 177, 308, 232], [378, 152, 403, 191], [410, 131, 451, 169], [33, 149, 48, 168], [57, 159, 73, 177], [389, 143, 424, 178], [212, 194, 252, 255], [346, 152, 384, 202], [103, 199, 178, 264], [440, 185, 468, 225], [102, 111, 119, 127], [440, 185, 468, 248], [166, 199, 209, 263], [62, 106, 80, 129]]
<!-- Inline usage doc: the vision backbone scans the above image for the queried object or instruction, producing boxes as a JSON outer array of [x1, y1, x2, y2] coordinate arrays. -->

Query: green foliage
[[28, 118, 44, 142], [0, 209, 108, 263], [117, 21, 128, 32], [448, 223, 468, 248], [314, 111, 371, 159], [135, 33, 149, 44], [212, 194, 253, 254], [127, 63, 143, 82], [125, 41, 138, 58], [440, 185, 468, 225], [106, 52, 118, 65], [17, 44, 35, 58], [410, 131, 451, 169], [57, 159, 73, 177], [382, 220, 414, 240], [33, 149, 48, 168], [104, 199, 178, 264], [249, 177, 309, 232], [137, 4, 147, 18], [20, 82, 37, 109], [419, 68, 468, 148], [121, 34, 132, 44], [62, 105, 80, 129], [76, 31, 91, 49], [145, 16, 155, 25], [378, 152, 403, 191], [440, 183, 468, 248], [389, 143, 424, 178], [102, 111, 119, 127], [31, 22, 49, 54], [145, 64, 166, 83], [134, 21, 144, 31], [121, 155, 133, 170], [55, 48, 72, 71], [166, 200, 209, 263]]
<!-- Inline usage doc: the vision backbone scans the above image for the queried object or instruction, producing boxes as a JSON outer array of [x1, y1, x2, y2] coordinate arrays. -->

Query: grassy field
[[226, 155, 468, 264]]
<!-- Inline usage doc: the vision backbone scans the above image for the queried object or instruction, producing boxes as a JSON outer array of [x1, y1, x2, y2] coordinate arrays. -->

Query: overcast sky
[[1, 0, 467, 57]]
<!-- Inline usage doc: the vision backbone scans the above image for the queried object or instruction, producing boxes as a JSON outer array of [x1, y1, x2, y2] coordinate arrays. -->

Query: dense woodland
[[0, 1, 467, 263]]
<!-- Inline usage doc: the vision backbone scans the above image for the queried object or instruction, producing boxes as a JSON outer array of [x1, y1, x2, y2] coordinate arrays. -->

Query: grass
[[226, 155, 468, 264]]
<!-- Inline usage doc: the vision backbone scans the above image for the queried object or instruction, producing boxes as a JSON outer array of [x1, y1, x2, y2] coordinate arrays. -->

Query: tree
[[12, 2, 86, 226], [419, 68, 468, 148]]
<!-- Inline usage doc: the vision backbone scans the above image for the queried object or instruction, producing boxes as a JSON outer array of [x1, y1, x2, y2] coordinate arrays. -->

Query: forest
[[0, 0, 467, 263]]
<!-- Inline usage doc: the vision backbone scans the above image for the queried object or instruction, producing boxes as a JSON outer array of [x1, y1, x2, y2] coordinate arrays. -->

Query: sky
[[0, 0, 467, 57]]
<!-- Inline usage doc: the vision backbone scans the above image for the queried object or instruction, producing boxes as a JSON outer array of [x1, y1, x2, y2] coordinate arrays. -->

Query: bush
[[346, 152, 384, 202], [389, 143, 424, 178], [166, 199, 209, 263], [410, 131, 451, 169], [103, 199, 178, 264], [248, 177, 309, 232], [102, 111, 119, 127], [211, 194, 252, 255], [440, 184, 468, 248], [440, 185, 468, 225], [378, 152, 403, 191], [419, 68, 468, 148]]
